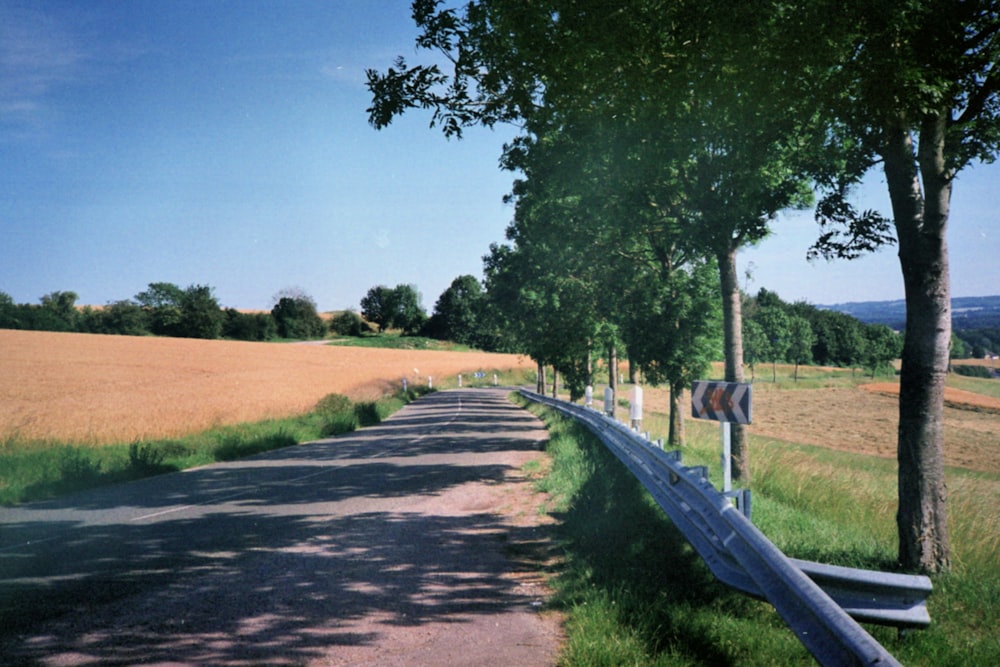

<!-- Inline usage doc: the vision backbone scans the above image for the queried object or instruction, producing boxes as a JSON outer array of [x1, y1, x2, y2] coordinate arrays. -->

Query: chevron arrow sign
[[691, 381, 752, 424]]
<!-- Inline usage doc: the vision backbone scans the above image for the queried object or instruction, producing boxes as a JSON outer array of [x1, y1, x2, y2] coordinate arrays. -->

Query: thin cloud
[[0, 5, 86, 128]]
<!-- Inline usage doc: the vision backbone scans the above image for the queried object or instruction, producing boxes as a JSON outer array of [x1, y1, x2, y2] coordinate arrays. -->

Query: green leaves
[[809, 189, 896, 261]]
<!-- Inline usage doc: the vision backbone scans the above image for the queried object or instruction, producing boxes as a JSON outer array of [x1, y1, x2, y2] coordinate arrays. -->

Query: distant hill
[[823, 295, 1000, 331]]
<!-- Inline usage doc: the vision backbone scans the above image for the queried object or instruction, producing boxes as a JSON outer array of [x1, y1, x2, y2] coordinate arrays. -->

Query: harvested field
[[631, 373, 1000, 474], [0, 330, 532, 445]]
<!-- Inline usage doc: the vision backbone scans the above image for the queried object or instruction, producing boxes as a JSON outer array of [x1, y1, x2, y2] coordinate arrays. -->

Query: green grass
[[516, 394, 1000, 666], [0, 387, 433, 506], [947, 371, 1000, 400], [327, 334, 473, 351]]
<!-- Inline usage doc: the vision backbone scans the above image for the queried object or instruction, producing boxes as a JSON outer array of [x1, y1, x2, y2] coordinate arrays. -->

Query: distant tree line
[[742, 289, 903, 381], [0, 284, 342, 342]]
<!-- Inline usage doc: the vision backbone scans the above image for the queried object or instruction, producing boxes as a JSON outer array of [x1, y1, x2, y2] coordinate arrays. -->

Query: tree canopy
[[365, 0, 1000, 574]]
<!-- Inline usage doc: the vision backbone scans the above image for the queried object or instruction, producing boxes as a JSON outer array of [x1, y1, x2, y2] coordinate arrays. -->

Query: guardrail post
[[725, 488, 752, 520]]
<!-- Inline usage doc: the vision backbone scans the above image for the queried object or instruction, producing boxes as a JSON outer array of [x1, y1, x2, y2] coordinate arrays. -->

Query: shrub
[[330, 310, 366, 336], [953, 364, 993, 379], [315, 393, 358, 436]]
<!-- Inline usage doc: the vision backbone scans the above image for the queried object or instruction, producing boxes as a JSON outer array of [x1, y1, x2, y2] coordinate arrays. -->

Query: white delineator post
[[629, 385, 643, 430]]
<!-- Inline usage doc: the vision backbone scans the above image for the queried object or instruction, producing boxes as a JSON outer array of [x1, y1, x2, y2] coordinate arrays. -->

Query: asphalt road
[[0, 388, 561, 666]]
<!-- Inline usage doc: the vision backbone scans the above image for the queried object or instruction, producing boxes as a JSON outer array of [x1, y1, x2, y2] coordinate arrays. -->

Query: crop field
[[0, 329, 533, 445], [634, 364, 1000, 475]]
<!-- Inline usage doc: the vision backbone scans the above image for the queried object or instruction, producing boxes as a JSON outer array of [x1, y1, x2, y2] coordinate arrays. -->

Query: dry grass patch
[[0, 330, 532, 445]]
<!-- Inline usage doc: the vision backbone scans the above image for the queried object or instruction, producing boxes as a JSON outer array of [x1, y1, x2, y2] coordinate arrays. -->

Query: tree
[[100, 299, 150, 336], [360, 285, 395, 332], [177, 284, 223, 339], [864, 325, 903, 379], [787, 316, 816, 381], [223, 308, 277, 341], [360, 284, 427, 335], [426, 275, 483, 345], [622, 259, 722, 446], [367, 0, 826, 484], [135, 282, 185, 337], [790, 0, 1000, 572], [271, 292, 326, 340], [391, 284, 428, 335], [742, 319, 768, 383], [756, 306, 792, 383], [38, 291, 79, 331]]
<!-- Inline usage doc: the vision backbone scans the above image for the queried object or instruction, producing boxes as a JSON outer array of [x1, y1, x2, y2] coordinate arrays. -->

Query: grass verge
[[516, 396, 1000, 666], [0, 386, 433, 506]]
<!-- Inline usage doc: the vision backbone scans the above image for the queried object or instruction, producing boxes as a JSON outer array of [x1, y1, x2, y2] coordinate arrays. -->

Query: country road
[[0, 389, 562, 666]]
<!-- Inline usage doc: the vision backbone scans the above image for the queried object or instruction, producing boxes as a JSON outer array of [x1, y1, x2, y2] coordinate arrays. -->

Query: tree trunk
[[551, 367, 558, 398], [668, 378, 686, 447], [536, 360, 545, 394], [717, 246, 750, 482], [882, 116, 951, 573]]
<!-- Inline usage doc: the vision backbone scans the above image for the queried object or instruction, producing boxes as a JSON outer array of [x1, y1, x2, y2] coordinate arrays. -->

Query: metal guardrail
[[520, 389, 932, 667]]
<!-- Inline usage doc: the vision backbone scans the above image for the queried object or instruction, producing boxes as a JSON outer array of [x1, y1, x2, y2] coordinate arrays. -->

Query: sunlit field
[[0, 329, 532, 445]]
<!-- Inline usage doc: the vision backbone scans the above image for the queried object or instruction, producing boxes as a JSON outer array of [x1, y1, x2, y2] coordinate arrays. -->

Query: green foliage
[[424, 274, 484, 345], [271, 292, 326, 339], [222, 308, 278, 341], [863, 324, 903, 378], [38, 291, 80, 331], [757, 306, 792, 382], [133, 282, 224, 339], [952, 364, 992, 379], [177, 284, 224, 339], [360, 283, 428, 334], [99, 299, 150, 336], [314, 393, 357, 436], [135, 282, 186, 336], [329, 309, 367, 337], [211, 429, 298, 461]]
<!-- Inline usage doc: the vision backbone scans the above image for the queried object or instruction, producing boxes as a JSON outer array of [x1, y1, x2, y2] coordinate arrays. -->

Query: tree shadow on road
[[0, 389, 557, 665]]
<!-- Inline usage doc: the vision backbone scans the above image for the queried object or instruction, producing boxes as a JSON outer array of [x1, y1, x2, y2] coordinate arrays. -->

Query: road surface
[[0, 389, 562, 666]]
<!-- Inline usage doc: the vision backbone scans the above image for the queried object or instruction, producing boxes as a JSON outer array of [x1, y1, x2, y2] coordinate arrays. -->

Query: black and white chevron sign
[[691, 381, 752, 424]]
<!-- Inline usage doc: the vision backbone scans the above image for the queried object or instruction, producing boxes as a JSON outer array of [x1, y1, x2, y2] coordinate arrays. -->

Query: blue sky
[[1, 1, 997, 312]]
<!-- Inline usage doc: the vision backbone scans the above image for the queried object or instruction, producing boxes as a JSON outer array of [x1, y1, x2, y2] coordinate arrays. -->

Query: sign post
[[691, 381, 752, 493]]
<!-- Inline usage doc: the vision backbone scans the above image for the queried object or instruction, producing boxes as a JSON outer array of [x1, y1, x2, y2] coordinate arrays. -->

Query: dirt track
[[0, 389, 563, 666]]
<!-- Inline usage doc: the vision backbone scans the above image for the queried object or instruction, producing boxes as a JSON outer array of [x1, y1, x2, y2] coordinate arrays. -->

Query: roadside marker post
[[691, 381, 752, 494], [629, 385, 643, 430], [585, 385, 593, 408]]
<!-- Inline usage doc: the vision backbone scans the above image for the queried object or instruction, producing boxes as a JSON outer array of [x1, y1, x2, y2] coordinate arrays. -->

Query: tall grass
[[0, 387, 432, 506], [518, 396, 1000, 666]]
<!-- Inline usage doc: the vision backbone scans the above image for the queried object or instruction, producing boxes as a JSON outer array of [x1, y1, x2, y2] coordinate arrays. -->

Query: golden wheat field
[[0, 329, 533, 444]]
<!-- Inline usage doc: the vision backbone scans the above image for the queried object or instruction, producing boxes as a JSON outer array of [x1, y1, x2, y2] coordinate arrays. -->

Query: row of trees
[[366, 0, 1000, 573], [743, 290, 902, 381], [0, 284, 332, 342]]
